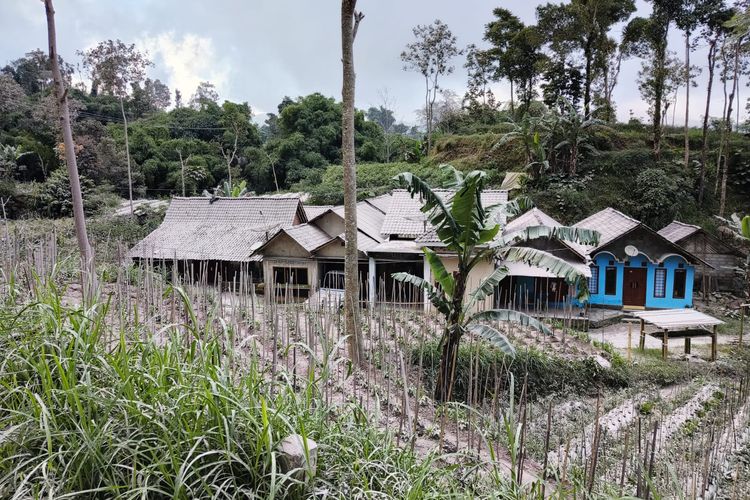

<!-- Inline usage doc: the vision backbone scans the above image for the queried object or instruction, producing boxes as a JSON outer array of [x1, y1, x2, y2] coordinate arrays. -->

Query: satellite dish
[[625, 245, 639, 257]]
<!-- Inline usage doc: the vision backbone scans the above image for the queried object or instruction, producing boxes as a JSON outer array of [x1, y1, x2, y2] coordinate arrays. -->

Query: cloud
[[138, 32, 230, 103]]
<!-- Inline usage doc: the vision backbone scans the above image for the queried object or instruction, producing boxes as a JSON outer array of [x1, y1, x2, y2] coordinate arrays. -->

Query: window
[[654, 268, 666, 298], [673, 268, 687, 299], [604, 266, 618, 296], [273, 267, 309, 285], [588, 266, 599, 294]]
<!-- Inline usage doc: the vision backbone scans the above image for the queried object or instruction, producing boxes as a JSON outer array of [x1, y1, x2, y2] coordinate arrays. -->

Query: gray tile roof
[[333, 201, 385, 243], [283, 224, 334, 252], [571, 207, 640, 255], [304, 205, 334, 220], [502, 208, 561, 235], [658, 221, 700, 243], [381, 189, 509, 238], [365, 193, 392, 213], [128, 196, 305, 262]]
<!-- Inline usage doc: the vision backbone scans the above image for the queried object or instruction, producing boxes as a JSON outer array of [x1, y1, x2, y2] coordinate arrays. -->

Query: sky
[[0, 0, 742, 127]]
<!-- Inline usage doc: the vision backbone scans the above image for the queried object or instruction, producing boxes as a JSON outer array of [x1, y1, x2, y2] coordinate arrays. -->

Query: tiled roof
[[503, 208, 561, 235], [571, 207, 640, 255], [304, 205, 334, 220], [333, 201, 385, 243], [658, 221, 700, 243], [365, 193, 392, 213], [283, 224, 334, 252], [381, 189, 509, 238], [128, 196, 304, 262]]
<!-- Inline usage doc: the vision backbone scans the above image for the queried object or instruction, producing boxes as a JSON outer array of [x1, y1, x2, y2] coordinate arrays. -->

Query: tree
[[44, 0, 97, 302], [676, 0, 723, 169], [623, 0, 683, 159], [392, 165, 598, 402], [0, 74, 27, 116], [1, 48, 72, 95], [484, 8, 525, 113], [218, 101, 253, 185], [537, 0, 636, 117], [401, 20, 461, 152], [342, 0, 365, 366], [553, 99, 606, 175], [698, 5, 733, 204], [464, 44, 497, 119], [79, 39, 152, 215], [189, 81, 219, 110], [366, 88, 398, 162], [130, 78, 170, 117]]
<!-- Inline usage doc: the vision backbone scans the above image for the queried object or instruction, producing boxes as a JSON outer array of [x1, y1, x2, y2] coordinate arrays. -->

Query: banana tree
[[393, 165, 599, 402]]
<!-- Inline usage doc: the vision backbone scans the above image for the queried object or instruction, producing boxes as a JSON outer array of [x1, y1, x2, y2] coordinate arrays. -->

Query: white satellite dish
[[625, 245, 639, 257]]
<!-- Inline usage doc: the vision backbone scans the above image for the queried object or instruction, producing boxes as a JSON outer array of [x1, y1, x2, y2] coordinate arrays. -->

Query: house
[[255, 200, 385, 301], [572, 208, 708, 309], [494, 208, 591, 309], [658, 220, 745, 292], [128, 196, 307, 283]]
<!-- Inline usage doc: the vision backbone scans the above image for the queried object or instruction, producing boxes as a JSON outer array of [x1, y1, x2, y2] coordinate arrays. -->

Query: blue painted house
[[571, 208, 708, 309]]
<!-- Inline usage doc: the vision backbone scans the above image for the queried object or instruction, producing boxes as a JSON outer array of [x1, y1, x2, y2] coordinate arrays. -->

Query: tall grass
[[0, 282, 466, 499]]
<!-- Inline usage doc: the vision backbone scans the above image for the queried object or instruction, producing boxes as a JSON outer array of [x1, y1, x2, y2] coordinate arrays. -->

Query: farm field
[[1, 217, 749, 498]]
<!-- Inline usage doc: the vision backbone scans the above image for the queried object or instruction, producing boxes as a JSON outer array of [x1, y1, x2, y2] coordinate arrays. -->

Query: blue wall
[[586, 252, 693, 309]]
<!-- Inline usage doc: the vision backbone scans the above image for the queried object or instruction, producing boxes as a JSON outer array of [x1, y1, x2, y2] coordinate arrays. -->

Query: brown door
[[623, 268, 647, 307]]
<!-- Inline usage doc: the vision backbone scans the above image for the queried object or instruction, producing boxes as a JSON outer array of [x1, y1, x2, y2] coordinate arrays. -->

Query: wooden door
[[623, 268, 647, 307]]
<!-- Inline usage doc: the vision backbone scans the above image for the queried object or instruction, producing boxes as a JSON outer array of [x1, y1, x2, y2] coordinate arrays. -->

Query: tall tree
[[366, 88, 397, 162], [484, 8, 525, 113], [401, 20, 460, 152], [676, 0, 722, 170], [698, 5, 733, 204], [79, 40, 152, 215], [342, 0, 365, 366], [623, 0, 682, 159], [536, 0, 636, 116], [464, 44, 498, 119], [44, 0, 96, 302]]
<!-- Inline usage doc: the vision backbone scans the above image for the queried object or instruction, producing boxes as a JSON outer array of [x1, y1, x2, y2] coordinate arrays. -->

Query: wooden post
[[662, 329, 669, 360], [740, 304, 747, 347], [711, 324, 718, 362], [684, 337, 691, 355], [639, 318, 646, 351], [628, 322, 632, 362]]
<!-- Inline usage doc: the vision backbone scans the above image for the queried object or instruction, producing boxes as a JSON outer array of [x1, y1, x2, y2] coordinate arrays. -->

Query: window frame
[[653, 268, 667, 298], [588, 266, 599, 295]]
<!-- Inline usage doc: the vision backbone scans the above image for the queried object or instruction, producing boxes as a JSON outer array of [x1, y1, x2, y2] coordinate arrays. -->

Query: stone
[[594, 354, 611, 369], [277, 434, 318, 482]]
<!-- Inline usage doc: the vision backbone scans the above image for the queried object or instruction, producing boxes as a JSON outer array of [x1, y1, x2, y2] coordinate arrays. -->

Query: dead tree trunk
[[341, 0, 364, 366], [44, 0, 97, 302]]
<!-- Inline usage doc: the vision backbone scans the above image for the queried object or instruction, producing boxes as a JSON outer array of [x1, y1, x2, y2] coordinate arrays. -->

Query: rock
[[594, 354, 611, 369], [277, 434, 318, 482]]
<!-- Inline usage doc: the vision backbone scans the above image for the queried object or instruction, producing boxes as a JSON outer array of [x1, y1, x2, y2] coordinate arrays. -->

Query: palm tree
[[393, 165, 599, 402]]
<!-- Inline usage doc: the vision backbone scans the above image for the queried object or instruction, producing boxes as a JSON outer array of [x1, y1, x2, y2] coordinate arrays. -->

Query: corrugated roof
[[504, 260, 591, 278], [382, 189, 509, 238], [503, 208, 561, 235], [304, 205, 334, 220], [128, 196, 304, 262], [571, 207, 640, 255], [369, 240, 424, 254], [658, 221, 700, 243], [631, 309, 724, 329]]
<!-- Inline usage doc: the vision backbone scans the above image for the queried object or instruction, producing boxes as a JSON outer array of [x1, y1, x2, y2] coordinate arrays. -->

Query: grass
[[0, 280, 471, 499]]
